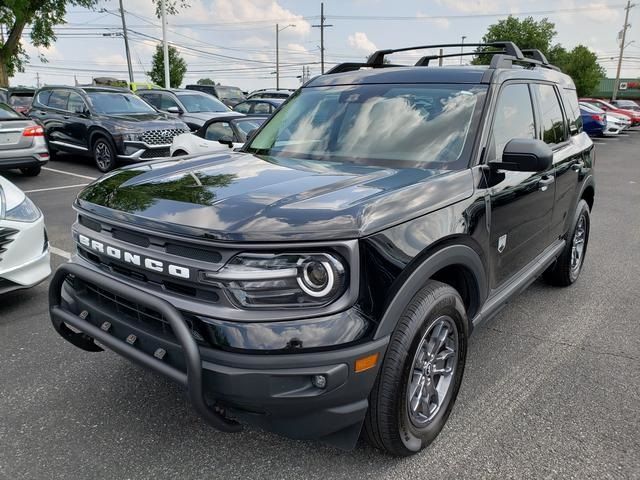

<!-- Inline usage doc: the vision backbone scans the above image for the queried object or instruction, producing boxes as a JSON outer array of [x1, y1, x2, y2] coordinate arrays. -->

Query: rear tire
[[364, 280, 468, 456], [20, 166, 41, 176], [92, 136, 117, 172], [543, 199, 590, 287]]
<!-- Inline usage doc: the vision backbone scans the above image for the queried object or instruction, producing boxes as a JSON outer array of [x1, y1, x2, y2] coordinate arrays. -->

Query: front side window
[[205, 122, 234, 141], [140, 93, 161, 109], [490, 83, 536, 160], [247, 84, 485, 169], [87, 92, 157, 114], [48, 90, 70, 110], [535, 84, 566, 145]]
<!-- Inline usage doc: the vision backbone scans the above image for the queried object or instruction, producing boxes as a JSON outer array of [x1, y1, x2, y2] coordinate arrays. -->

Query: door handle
[[571, 161, 585, 172], [538, 175, 555, 192], [63, 116, 70, 120]]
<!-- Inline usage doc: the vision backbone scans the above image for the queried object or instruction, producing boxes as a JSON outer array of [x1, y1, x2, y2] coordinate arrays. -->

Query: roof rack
[[325, 41, 561, 75]]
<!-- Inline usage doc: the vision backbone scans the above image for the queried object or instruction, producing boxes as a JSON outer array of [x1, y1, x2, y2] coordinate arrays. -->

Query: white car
[[170, 115, 266, 157], [247, 88, 294, 100], [0, 176, 51, 294], [607, 111, 632, 134]]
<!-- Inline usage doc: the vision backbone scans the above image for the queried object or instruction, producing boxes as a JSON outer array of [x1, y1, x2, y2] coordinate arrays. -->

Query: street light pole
[[161, 0, 170, 88], [276, 24, 295, 89], [460, 35, 466, 65]]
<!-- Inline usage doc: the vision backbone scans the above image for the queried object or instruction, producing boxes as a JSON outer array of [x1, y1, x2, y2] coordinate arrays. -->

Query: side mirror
[[166, 106, 182, 114], [489, 138, 553, 172], [218, 135, 234, 147]]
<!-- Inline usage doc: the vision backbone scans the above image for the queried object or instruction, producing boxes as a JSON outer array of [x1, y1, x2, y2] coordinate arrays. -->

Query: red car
[[580, 97, 640, 126]]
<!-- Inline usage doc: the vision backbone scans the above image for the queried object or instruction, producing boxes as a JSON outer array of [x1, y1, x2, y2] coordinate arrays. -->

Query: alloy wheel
[[570, 214, 587, 276], [406, 316, 458, 427], [95, 141, 112, 171]]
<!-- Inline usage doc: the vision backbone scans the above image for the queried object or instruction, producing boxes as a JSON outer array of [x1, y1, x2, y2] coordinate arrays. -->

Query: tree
[[555, 45, 606, 97], [147, 44, 187, 88], [197, 78, 216, 85], [472, 16, 559, 65], [0, 0, 98, 87]]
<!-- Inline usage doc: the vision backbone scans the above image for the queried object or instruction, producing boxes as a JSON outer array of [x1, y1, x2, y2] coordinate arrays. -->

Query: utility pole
[[276, 23, 295, 89], [439, 48, 444, 66], [161, 0, 170, 88], [612, 0, 635, 101], [460, 36, 466, 65], [36, 72, 40, 88], [312, 3, 333, 74], [118, 0, 134, 83]]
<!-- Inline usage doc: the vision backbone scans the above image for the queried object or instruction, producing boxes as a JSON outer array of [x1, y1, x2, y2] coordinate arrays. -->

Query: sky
[[10, 0, 640, 91]]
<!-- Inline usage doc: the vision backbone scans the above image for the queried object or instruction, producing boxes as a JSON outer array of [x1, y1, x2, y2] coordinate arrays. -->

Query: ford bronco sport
[[49, 42, 595, 456]]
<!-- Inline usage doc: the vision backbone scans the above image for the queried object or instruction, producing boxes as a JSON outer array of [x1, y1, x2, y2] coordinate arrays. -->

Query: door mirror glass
[[166, 106, 182, 114], [490, 138, 553, 172]]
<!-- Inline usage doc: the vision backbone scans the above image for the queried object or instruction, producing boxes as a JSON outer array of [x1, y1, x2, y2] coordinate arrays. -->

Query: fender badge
[[498, 234, 507, 254]]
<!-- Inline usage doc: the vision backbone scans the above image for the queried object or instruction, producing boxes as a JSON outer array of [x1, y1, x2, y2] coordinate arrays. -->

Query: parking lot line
[[49, 246, 71, 260], [25, 184, 88, 194], [43, 167, 97, 181]]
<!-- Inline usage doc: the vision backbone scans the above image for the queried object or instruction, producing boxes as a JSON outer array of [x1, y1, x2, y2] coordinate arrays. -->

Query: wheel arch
[[580, 180, 595, 211], [88, 127, 114, 149], [372, 240, 488, 341]]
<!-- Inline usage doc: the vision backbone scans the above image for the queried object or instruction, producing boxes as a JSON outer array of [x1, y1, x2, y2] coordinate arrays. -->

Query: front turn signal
[[355, 353, 379, 373]]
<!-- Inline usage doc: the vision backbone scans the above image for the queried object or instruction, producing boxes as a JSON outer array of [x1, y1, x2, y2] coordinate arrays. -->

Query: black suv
[[49, 43, 595, 456], [29, 86, 189, 172]]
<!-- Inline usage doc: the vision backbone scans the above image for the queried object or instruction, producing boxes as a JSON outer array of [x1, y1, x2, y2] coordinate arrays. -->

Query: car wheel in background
[[92, 136, 117, 172], [20, 166, 41, 176]]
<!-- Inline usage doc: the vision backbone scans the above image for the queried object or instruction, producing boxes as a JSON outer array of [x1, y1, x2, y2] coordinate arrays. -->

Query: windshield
[[246, 84, 485, 168], [0, 103, 21, 119], [216, 86, 245, 101], [87, 92, 157, 114], [176, 93, 229, 113], [233, 118, 266, 141]]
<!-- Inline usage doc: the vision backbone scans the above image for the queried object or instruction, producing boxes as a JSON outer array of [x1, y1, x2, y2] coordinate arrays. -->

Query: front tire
[[543, 199, 591, 286], [364, 280, 468, 456], [92, 137, 117, 172]]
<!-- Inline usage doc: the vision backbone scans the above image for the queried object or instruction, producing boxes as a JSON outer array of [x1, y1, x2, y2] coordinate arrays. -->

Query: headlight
[[203, 252, 347, 308], [113, 126, 145, 141], [4, 196, 41, 222]]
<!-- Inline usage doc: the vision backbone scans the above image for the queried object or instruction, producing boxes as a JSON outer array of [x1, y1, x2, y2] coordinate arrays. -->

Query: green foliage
[[472, 16, 605, 97], [0, 0, 98, 85], [472, 16, 557, 65], [147, 44, 188, 88], [197, 78, 216, 85], [152, 0, 190, 17], [555, 45, 606, 96]]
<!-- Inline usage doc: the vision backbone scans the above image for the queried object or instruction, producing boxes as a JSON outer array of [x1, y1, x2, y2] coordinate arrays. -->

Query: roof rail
[[325, 41, 562, 75]]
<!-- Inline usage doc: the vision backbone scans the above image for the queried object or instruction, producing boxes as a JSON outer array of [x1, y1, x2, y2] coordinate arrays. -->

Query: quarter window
[[253, 102, 271, 114], [490, 83, 536, 159], [563, 89, 583, 135], [536, 84, 566, 145]]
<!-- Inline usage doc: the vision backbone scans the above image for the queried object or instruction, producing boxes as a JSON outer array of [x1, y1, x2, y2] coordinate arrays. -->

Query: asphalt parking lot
[[1, 134, 639, 480]]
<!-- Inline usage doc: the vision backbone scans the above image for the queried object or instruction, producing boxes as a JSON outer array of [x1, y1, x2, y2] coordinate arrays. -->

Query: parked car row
[[579, 98, 638, 137]]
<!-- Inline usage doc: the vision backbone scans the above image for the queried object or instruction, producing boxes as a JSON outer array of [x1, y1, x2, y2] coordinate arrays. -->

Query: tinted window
[[249, 84, 485, 169], [48, 90, 70, 110], [253, 102, 271, 114], [159, 93, 179, 110], [563, 89, 582, 135], [205, 121, 234, 141], [140, 93, 161, 109], [536, 84, 566, 145], [35, 90, 52, 107], [491, 83, 536, 159], [234, 102, 250, 114], [67, 92, 86, 113], [9, 94, 33, 107], [87, 92, 157, 114]]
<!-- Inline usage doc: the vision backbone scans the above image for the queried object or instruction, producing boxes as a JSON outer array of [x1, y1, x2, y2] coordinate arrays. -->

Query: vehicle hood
[[100, 113, 187, 129], [76, 153, 474, 241]]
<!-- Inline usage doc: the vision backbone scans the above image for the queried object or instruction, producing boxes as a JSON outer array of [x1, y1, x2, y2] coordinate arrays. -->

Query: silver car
[[0, 103, 49, 176]]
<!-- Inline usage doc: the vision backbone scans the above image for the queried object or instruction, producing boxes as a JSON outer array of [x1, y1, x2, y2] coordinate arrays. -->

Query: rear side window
[[490, 83, 536, 160], [48, 90, 70, 110], [67, 92, 86, 113], [535, 84, 566, 145], [205, 121, 234, 141], [563, 89, 583, 135], [253, 102, 271, 114]]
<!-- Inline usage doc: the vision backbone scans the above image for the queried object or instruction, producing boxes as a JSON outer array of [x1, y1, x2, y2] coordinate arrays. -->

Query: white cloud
[[348, 32, 377, 53], [416, 13, 451, 30], [212, 0, 311, 35], [435, 0, 501, 14]]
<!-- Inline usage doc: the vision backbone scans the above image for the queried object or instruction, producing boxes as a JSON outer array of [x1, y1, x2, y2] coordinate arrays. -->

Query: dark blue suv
[[49, 42, 594, 456]]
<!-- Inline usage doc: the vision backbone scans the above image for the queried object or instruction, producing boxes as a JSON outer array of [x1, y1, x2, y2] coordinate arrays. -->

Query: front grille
[[0, 227, 19, 262], [140, 129, 186, 146], [81, 279, 206, 345], [140, 147, 171, 159]]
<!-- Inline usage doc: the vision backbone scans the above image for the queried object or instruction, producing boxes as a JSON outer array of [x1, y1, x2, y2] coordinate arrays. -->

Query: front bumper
[[118, 141, 172, 161], [49, 263, 387, 449]]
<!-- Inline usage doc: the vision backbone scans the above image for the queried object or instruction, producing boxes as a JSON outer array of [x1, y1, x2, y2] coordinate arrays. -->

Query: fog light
[[312, 374, 327, 389]]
